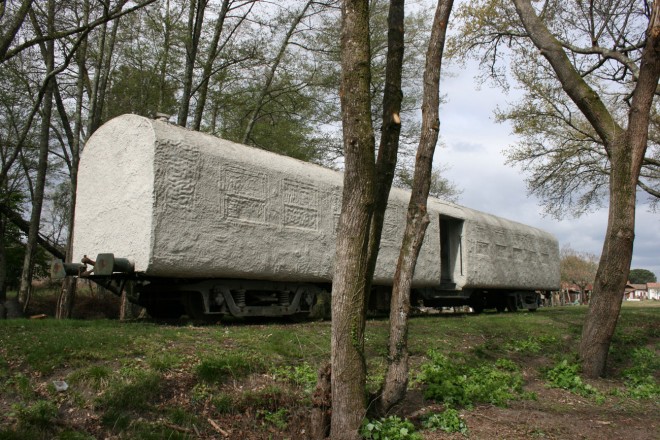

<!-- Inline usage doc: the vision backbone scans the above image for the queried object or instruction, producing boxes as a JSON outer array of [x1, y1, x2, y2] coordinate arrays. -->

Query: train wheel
[[183, 292, 207, 320], [469, 291, 485, 314], [506, 296, 518, 312]]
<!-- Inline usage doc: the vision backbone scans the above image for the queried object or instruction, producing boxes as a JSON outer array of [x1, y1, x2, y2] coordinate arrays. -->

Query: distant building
[[625, 283, 648, 300], [648, 283, 660, 300]]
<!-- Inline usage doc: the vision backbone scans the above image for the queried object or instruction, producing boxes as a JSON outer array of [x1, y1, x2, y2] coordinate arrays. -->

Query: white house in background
[[648, 283, 660, 300]]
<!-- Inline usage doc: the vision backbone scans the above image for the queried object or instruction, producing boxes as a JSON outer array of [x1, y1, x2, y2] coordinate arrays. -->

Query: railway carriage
[[53, 114, 560, 319]]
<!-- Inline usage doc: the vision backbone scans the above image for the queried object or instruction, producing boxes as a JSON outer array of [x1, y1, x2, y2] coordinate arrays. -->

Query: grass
[[0, 301, 658, 438]]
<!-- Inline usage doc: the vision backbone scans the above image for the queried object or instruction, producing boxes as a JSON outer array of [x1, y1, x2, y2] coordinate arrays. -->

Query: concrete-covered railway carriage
[[53, 115, 560, 319]]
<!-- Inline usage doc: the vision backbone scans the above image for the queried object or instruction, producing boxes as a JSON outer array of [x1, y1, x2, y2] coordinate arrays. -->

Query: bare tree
[[377, 0, 453, 415], [17, 0, 55, 311]]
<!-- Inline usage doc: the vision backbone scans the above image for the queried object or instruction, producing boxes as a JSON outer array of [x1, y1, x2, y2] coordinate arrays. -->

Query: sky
[[436, 60, 660, 280]]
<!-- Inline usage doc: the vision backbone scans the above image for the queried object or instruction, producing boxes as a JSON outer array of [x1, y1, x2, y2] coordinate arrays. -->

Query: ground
[[0, 291, 657, 439]]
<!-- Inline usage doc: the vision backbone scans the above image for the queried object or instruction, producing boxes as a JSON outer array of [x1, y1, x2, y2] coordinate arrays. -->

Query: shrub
[[545, 360, 602, 399], [419, 350, 524, 407], [360, 416, 422, 440], [423, 408, 468, 435]]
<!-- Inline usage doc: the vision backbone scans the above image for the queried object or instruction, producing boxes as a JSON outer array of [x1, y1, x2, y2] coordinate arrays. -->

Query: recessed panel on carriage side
[[147, 120, 338, 280], [462, 209, 560, 290]]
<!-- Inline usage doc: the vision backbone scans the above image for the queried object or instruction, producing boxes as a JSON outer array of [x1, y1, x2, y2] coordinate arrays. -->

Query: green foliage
[[422, 408, 468, 435], [419, 351, 525, 407], [360, 416, 422, 440], [104, 64, 178, 122], [259, 408, 289, 430], [621, 348, 660, 399], [272, 362, 317, 393], [628, 269, 657, 284], [545, 360, 602, 399]]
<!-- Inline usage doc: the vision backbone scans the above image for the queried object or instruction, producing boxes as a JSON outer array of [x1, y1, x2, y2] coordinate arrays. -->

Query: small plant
[[272, 362, 317, 393], [259, 408, 289, 430], [360, 416, 422, 440], [14, 400, 58, 430], [545, 360, 602, 399], [621, 348, 660, 399], [423, 408, 468, 435], [505, 337, 541, 354], [419, 351, 525, 407], [148, 353, 182, 372]]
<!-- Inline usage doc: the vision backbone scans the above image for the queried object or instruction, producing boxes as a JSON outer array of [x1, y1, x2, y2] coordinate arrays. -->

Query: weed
[[272, 362, 317, 393], [545, 360, 603, 399], [148, 353, 182, 372], [422, 407, 468, 435], [621, 348, 660, 399], [13, 400, 58, 430], [212, 392, 234, 413], [259, 408, 289, 430], [419, 350, 525, 407], [68, 365, 111, 390], [4, 372, 35, 399], [360, 416, 422, 440]]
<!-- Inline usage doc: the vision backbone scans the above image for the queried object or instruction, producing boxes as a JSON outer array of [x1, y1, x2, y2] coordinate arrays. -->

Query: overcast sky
[[436, 61, 660, 279]]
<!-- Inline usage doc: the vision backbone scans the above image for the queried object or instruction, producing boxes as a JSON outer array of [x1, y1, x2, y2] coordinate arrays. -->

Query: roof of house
[[630, 284, 648, 290], [647, 282, 660, 289]]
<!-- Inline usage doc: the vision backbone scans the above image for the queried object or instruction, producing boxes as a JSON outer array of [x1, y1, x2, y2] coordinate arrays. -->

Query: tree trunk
[[310, 362, 332, 440], [241, 0, 312, 144], [0, 214, 7, 302], [579, 5, 659, 376], [18, 0, 55, 311], [330, 1, 375, 438], [177, 0, 208, 127], [512, 0, 660, 378], [56, 1, 89, 320], [364, 0, 405, 308], [192, 0, 230, 131], [377, 0, 453, 415]]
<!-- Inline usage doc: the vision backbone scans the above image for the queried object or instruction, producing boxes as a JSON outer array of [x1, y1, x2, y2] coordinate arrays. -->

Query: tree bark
[[56, 1, 90, 320], [330, 1, 375, 438], [18, 0, 55, 311], [364, 0, 405, 309], [579, 3, 660, 377], [0, 214, 7, 302], [192, 0, 231, 131], [177, 0, 208, 127], [512, 0, 660, 377], [377, 0, 453, 415]]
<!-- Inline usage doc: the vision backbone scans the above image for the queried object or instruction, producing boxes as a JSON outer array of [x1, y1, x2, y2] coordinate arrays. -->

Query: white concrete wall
[[72, 114, 559, 291], [73, 116, 156, 271]]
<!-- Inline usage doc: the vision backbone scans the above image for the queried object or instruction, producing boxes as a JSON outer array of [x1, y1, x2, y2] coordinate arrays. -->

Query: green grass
[[0, 302, 658, 438]]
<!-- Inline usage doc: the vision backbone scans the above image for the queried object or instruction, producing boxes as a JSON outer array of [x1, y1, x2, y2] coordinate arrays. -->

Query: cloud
[[436, 63, 660, 280]]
